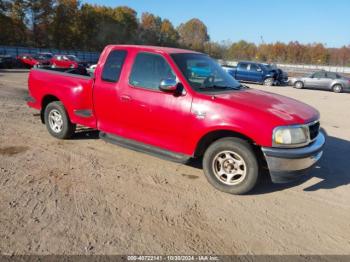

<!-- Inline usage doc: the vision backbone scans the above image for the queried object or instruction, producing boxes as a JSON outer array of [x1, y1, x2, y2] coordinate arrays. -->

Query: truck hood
[[213, 88, 319, 125]]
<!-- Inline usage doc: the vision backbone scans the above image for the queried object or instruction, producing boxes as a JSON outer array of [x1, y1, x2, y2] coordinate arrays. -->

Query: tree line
[[1, 0, 349, 66]]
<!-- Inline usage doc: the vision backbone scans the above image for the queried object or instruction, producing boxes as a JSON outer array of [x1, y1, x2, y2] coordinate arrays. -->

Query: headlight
[[273, 125, 309, 147]]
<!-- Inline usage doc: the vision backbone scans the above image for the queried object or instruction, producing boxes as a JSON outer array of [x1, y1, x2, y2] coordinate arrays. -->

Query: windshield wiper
[[199, 85, 241, 90]]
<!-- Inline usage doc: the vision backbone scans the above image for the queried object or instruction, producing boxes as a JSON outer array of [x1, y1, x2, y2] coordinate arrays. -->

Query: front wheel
[[44, 101, 76, 139], [203, 137, 259, 195], [294, 81, 304, 89], [263, 78, 274, 86]]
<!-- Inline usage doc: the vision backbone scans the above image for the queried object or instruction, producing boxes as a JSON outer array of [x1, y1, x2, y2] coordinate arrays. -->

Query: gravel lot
[[1, 70, 350, 255]]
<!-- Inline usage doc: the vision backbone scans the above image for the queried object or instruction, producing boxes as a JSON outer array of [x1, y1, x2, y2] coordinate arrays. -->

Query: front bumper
[[261, 132, 325, 183]]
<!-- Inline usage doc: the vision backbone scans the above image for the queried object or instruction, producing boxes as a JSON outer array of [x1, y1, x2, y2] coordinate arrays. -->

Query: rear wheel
[[44, 101, 76, 139], [294, 81, 304, 89], [203, 137, 259, 195], [332, 84, 343, 93], [263, 78, 274, 86]]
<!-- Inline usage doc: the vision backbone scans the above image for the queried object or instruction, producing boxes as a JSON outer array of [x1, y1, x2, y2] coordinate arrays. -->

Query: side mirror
[[257, 68, 262, 72], [159, 79, 178, 92]]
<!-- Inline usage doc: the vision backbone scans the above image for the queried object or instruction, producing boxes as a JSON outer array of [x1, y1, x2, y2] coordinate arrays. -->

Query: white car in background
[[87, 64, 97, 75]]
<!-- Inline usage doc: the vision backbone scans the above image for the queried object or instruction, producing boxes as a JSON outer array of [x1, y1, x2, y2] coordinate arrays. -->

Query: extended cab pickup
[[223, 62, 288, 86], [27, 45, 325, 194]]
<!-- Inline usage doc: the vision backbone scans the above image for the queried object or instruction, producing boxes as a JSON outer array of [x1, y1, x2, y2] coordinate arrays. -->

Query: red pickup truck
[[27, 45, 325, 194]]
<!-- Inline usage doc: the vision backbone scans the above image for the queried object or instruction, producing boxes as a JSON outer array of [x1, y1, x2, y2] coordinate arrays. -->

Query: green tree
[[78, 4, 138, 50], [177, 18, 209, 51], [159, 19, 178, 47], [255, 43, 272, 62], [0, 0, 27, 45], [270, 42, 287, 62], [329, 46, 350, 66], [77, 4, 99, 50], [138, 12, 162, 45], [51, 0, 80, 49], [113, 6, 138, 44], [26, 0, 56, 47], [86, 5, 138, 49], [308, 43, 329, 64], [204, 42, 224, 59], [285, 41, 305, 64], [227, 40, 257, 60]]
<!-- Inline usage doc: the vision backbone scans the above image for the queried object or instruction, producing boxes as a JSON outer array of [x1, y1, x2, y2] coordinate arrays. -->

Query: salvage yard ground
[[0, 70, 350, 255]]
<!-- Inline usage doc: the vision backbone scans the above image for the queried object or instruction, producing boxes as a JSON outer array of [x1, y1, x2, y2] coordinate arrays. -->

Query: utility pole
[[260, 35, 265, 45]]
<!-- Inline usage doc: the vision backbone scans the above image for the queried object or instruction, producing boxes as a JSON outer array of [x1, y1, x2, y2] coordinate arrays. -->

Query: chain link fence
[[0, 45, 100, 64], [220, 60, 350, 75]]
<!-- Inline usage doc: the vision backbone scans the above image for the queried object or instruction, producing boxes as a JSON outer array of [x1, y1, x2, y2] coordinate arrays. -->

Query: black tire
[[294, 81, 304, 89], [203, 137, 259, 195], [263, 78, 274, 86], [332, 84, 343, 93], [44, 101, 76, 139]]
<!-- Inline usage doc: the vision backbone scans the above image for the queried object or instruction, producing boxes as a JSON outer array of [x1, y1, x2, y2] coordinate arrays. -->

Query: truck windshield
[[171, 53, 242, 92]]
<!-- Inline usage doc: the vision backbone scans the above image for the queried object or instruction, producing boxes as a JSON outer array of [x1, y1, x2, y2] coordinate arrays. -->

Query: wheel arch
[[194, 129, 256, 158], [194, 129, 268, 175], [40, 94, 61, 123], [331, 82, 343, 89]]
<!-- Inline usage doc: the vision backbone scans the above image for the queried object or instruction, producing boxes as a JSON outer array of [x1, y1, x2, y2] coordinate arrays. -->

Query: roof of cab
[[106, 44, 202, 55]]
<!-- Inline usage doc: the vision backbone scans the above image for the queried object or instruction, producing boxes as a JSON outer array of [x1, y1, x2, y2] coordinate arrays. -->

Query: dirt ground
[[0, 70, 350, 255]]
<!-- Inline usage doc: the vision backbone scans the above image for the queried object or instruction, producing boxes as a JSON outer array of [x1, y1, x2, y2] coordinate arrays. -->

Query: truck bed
[[36, 65, 92, 78], [27, 67, 96, 128]]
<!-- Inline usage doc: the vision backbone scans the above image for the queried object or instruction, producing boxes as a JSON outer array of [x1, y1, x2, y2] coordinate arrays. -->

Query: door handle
[[120, 95, 131, 102], [139, 104, 151, 112]]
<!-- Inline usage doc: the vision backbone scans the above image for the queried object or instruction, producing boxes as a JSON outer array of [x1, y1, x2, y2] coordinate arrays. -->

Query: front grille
[[309, 121, 320, 141]]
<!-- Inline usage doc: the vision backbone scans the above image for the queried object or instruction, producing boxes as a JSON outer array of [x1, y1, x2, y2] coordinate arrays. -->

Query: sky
[[82, 0, 350, 48]]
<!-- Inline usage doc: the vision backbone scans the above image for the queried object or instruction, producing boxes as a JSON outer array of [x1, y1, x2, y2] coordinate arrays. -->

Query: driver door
[[119, 52, 193, 153], [54, 56, 64, 67], [61, 56, 71, 68], [306, 71, 326, 89], [248, 64, 263, 82]]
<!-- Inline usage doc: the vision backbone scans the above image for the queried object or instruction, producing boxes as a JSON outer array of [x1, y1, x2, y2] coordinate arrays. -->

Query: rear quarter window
[[102, 50, 127, 82]]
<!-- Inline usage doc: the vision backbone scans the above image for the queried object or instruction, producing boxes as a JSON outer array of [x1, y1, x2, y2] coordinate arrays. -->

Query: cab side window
[[250, 64, 260, 71], [129, 53, 175, 90], [313, 71, 326, 78], [101, 50, 127, 83], [326, 72, 337, 79], [238, 63, 248, 71]]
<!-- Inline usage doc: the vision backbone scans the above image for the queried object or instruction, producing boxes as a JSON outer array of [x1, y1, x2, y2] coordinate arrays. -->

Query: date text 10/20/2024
[[127, 255, 220, 261]]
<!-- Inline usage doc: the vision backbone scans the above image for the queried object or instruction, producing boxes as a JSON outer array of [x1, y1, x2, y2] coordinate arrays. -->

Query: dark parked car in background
[[37, 52, 53, 60], [0, 55, 18, 69], [289, 70, 350, 93], [222, 62, 288, 86]]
